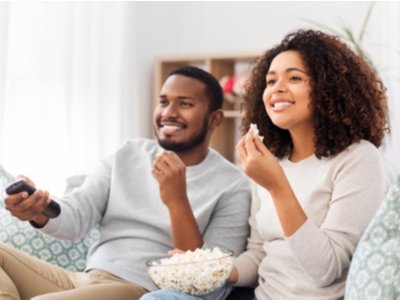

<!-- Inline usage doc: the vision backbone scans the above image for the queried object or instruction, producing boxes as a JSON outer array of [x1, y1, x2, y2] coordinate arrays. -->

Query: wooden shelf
[[153, 51, 261, 162], [224, 110, 244, 118]]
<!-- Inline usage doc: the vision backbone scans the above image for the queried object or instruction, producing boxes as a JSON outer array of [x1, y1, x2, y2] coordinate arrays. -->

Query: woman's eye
[[266, 79, 276, 86], [290, 76, 302, 81]]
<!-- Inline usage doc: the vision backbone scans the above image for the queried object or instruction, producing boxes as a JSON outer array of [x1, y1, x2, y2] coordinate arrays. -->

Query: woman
[[231, 29, 388, 299]]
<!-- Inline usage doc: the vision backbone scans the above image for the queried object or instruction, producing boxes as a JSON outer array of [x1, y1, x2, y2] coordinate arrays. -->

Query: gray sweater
[[235, 140, 385, 300], [40, 139, 251, 291]]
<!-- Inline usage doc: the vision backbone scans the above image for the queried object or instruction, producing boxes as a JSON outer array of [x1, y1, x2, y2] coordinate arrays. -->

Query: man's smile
[[159, 121, 187, 135]]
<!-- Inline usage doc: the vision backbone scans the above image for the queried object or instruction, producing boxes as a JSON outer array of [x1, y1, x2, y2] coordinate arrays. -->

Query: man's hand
[[3, 176, 50, 226], [167, 248, 184, 256], [152, 151, 203, 250], [152, 151, 188, 208], [228, 266, 239, 284]]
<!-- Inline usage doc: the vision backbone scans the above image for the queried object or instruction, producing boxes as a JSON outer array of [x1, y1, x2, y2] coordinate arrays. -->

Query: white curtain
[[0, 2, 139, 194], [368, 2, 400, 187]]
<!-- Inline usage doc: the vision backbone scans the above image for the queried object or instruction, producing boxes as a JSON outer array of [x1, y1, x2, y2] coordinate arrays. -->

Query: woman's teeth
[[273, 102, 293, 109]]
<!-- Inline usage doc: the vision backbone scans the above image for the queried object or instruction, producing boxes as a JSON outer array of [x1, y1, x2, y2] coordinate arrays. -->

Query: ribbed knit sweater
[[234, 140, 385, 300]]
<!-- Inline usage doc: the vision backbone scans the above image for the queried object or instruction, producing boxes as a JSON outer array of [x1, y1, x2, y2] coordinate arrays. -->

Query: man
[[1, 66, 251, 300]]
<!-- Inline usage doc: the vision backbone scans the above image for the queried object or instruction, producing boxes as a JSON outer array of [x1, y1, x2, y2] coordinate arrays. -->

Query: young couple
[[1, 29, 387, 300]]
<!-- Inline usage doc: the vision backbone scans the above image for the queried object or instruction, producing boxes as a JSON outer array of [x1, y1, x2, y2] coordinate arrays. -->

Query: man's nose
[[161, 103, 179, 117]]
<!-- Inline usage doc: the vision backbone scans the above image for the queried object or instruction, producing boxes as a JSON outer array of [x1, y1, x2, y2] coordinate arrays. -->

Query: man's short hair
[[167, 66, 223, 112]]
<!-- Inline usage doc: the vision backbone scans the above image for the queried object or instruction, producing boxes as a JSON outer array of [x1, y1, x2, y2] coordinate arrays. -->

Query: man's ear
[[208, 109, 224, 132]]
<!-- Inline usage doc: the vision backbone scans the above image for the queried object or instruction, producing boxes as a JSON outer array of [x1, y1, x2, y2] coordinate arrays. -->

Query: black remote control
[[5, 180, 61, 218]]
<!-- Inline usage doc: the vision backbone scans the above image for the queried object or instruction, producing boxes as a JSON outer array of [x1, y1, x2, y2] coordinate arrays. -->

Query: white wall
[[128, 2, 185, 138], [2, 2, 397, 189], [130, 1, 372, 138], [367, 2, 400, 184], [179, 1, 371, 53], [131, 1, 400, 184]]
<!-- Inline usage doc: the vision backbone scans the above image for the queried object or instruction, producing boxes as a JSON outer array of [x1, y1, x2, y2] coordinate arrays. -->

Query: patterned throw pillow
[[0, 168, 99, 272], [345, 177, 400, 300]]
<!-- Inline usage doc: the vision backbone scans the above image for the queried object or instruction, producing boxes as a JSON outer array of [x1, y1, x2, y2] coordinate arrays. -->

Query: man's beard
[[156, 118, 209, 153]]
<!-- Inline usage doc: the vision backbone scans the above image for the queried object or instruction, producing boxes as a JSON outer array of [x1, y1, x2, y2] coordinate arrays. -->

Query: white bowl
[[146, 248, 234, 296]]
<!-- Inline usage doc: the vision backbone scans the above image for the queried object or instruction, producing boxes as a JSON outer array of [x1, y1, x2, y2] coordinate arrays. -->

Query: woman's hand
[[236, 133, 286, 194], [237, 133, 307, 236]]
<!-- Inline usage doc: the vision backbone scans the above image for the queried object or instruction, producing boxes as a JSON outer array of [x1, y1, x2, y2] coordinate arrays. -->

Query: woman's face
[[262, 50, 313, 135]]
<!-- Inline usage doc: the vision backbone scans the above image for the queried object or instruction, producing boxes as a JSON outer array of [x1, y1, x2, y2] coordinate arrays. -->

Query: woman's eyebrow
[[287, 67, 307, 74], [267, 67, 307, 75]]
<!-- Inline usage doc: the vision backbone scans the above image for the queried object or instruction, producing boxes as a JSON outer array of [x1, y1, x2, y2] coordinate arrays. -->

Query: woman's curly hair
[[241, 29, 388, 159]]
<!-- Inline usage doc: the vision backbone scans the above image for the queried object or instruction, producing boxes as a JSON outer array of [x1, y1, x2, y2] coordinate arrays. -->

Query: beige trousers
[[0, 243, 148, 300]]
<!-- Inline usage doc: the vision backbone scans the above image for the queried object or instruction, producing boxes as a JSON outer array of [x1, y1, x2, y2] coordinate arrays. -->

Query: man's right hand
[[152, 152, 203, 251], [228, 266, 239, 284], [152, 151, 188, 208], [4, 177, 50, 226]]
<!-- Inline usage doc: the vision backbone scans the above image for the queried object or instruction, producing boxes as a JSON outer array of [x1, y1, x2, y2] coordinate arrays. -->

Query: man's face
[[153, 75, 211, 152]]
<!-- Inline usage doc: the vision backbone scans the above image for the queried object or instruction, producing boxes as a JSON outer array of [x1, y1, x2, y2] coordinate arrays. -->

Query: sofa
[[5, 165, 397, 299]]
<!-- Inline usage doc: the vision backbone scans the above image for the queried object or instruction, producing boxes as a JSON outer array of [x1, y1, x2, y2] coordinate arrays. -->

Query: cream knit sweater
[[234, 140, 385, 300]]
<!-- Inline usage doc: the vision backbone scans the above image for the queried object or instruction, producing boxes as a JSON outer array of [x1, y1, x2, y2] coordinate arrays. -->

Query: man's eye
[[159, 99, 168, 106], [180, 102, 193, 107]]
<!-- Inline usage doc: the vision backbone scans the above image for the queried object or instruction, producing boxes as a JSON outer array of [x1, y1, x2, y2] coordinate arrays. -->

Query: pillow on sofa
[[1, 169, 99, 272], [345, 177, 400, 299]]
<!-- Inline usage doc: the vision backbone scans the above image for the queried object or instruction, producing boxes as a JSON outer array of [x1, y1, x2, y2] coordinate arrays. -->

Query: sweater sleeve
[[233, 184, 266, 287], [39, 156, 112, 240], [286, 142, 385, 287], [202, 176, 251, 256]]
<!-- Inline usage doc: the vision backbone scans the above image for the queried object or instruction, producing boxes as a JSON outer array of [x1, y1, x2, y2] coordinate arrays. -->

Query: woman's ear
[[208, 109, 224, 132]]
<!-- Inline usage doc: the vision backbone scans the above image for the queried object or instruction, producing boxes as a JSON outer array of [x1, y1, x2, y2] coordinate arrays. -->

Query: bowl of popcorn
[[146, 247, 234, 296]]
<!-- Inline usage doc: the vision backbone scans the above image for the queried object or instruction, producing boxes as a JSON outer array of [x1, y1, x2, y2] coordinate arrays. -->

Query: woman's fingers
[[253, 134, 270, 155], [244, 134, 262, 157]]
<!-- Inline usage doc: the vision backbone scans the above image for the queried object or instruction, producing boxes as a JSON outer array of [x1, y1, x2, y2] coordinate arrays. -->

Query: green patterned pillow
[[1, 168, 99, 272], [345, 177, 400, 299]]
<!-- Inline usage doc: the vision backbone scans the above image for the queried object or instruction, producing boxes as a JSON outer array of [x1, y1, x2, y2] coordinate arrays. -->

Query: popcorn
[[248, 123, 264, 142], [147, 247, 233, 296]]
